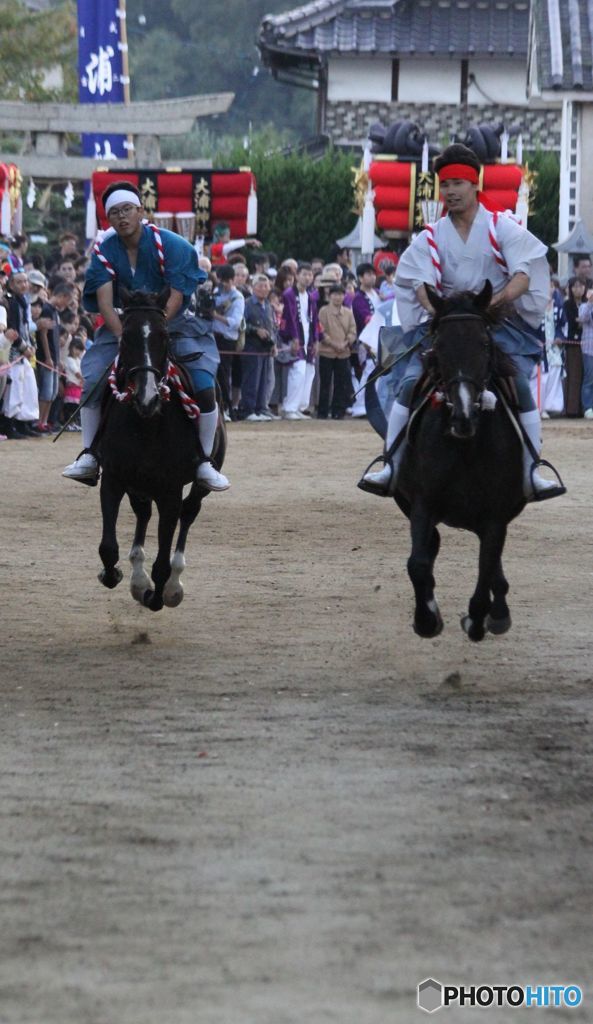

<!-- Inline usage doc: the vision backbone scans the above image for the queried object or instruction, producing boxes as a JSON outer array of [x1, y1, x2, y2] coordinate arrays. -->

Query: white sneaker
[[260, 409, 281, 420], [363, 464, 393, 488], [584, 408, 593, 420], [540, 410, 550, 419], [525, 468, 566, 501], [62, 451, 99, 481], [197, 460, 230, 491], [282, 411, 301, 420], [245, 412, 265, 422], [223, 411, 231, 423]]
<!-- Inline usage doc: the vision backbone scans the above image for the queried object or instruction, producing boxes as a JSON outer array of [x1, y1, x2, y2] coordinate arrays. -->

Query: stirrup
[[529, 459, 566, 503], [357, 454, 396, 498]]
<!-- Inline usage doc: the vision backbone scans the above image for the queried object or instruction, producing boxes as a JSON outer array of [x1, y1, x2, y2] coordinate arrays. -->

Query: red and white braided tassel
[[148, 223, 166, 275], [166, 363, 201, 420], [488, 212, 508, 271], [94, 221, 165, 277], [108, 356, 133, 402], [93, 241, 116, 277], [425, 223, 443, 295]]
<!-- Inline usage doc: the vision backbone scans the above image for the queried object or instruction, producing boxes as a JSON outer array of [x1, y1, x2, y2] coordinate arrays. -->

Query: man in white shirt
[[360, 143, 562, 502]]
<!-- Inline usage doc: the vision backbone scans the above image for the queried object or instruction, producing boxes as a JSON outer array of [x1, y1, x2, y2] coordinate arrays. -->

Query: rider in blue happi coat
[[63, 180, 229, 491]]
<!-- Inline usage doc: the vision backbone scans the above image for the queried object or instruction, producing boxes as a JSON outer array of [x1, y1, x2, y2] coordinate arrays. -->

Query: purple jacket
[[351, 289, 377, 336], [280, 286, 319, 364]]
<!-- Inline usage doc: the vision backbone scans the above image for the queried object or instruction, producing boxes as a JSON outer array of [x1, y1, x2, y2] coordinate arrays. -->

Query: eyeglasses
[[108, 204, 138, 219]]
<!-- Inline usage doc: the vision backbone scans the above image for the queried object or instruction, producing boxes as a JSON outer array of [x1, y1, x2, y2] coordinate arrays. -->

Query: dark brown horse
[[97, 288, 226, 612], [393, 282, 527, 642]]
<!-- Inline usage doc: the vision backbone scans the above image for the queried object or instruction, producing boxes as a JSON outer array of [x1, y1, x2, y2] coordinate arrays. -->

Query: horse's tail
[[213, 381, 227, 470]]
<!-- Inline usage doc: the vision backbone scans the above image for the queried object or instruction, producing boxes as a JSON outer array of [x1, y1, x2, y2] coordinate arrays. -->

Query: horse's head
[[424, 280, 498, 440], [119, 286, 171, 418]]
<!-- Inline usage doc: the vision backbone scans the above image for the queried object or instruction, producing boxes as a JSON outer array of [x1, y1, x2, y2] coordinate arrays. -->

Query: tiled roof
[[530, 0, 593, 91], [259, 0, 529, 61]]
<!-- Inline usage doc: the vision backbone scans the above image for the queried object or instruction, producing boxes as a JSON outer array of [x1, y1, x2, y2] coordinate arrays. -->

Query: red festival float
[[89, 168, 257, 241]]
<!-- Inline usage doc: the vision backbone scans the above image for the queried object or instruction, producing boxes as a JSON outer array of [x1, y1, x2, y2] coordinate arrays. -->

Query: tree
[[525, 150, 560, 251], [219, 137, 357, 260], [0, 0, 77, 101], [127, 0, 315, 138]]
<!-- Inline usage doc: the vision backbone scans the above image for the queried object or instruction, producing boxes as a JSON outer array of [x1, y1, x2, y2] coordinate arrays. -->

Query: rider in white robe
[[360, 143, 563, 502]]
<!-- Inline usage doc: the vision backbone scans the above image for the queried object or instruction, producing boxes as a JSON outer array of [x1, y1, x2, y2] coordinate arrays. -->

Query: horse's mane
[[121, 288, 166, 314], [425, 290, 518, 380], [429, 290, 510, 330]]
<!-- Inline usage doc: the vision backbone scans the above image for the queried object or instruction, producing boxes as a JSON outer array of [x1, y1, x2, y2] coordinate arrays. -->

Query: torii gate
[[0, 93, 234, 178]]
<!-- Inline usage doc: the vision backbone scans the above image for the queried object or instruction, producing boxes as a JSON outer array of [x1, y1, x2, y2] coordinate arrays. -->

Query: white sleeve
[[394, 231, 435, 331], [497, 217, 550, 326], [497, 217, 548, 278], [222, 240, 246, 257], [225, 293, 245, 332]]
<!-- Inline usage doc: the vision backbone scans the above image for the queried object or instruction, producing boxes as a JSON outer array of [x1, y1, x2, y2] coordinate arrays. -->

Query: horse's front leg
[[407, 500, 443, 638], [486, 557, 512, 635], [462, 522, 507, 642], [163, 484, 204, 608], [98, 472, 125, 589], [144, 493, 182, 612], [128, 494, 153, 604]]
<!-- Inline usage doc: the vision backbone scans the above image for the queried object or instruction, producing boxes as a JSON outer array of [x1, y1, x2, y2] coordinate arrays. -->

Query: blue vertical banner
[[77, 0, 128, 160]]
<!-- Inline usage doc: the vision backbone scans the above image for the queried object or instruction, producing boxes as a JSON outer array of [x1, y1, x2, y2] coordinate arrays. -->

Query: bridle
[[119, 306, 168, 386], [108, 307, 201, 419], [430, 312, 493, 400]]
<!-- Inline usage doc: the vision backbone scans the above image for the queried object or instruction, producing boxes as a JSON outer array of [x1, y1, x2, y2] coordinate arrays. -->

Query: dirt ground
[[1, 417, 592, 1024]]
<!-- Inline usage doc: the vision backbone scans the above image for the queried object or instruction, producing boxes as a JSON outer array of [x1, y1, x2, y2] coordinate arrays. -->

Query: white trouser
[[284, 360, 315, 413]]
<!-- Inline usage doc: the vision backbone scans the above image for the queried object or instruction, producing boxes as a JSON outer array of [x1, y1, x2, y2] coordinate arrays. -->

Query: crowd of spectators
[[0, 231, 93, 440], [200, 242, 390, 424], [544, 255, 593, 419], [1, 228, 592, 443]]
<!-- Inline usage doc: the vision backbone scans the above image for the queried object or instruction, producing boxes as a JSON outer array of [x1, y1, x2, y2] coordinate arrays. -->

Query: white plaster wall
[[468, 61, 528, 107], [579, 105, 593, 235], [398, 60, 460, 104], [327, 57, 392, 102]]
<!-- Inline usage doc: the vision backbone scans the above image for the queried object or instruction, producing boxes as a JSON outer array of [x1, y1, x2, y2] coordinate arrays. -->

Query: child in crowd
[[62, 336, 85, 430], [378, 261, 398, 301]]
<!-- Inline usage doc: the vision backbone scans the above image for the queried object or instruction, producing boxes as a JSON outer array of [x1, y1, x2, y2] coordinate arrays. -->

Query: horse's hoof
[[413, 611, 444, 639], [98, 567, 123, 589], [461, 615, 485, 642], [163, 586, 184, 608], [143, 589, 163, 612], [486, 613, 512, 635]]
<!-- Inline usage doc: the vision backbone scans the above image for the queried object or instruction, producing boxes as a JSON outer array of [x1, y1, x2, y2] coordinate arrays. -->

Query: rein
[[121, 306, 167, 317]]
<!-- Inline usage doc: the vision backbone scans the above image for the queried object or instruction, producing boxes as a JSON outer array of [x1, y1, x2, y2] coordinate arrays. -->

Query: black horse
[[393, 281, 527, 642], [97, 287, 226, 612]]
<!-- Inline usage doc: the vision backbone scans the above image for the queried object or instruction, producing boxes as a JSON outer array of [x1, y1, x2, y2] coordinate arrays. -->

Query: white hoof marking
[[163, 550, 186, 607], [129, 545, 152, 603]]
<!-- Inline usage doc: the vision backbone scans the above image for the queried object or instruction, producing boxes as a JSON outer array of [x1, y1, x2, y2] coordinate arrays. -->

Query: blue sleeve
[[163, 232, 206, 301], [82, 249, 114, 313]]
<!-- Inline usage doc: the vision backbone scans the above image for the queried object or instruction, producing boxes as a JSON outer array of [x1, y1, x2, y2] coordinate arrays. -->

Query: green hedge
[[525, 150, 560, 254], [222, 142, 358, 261]]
